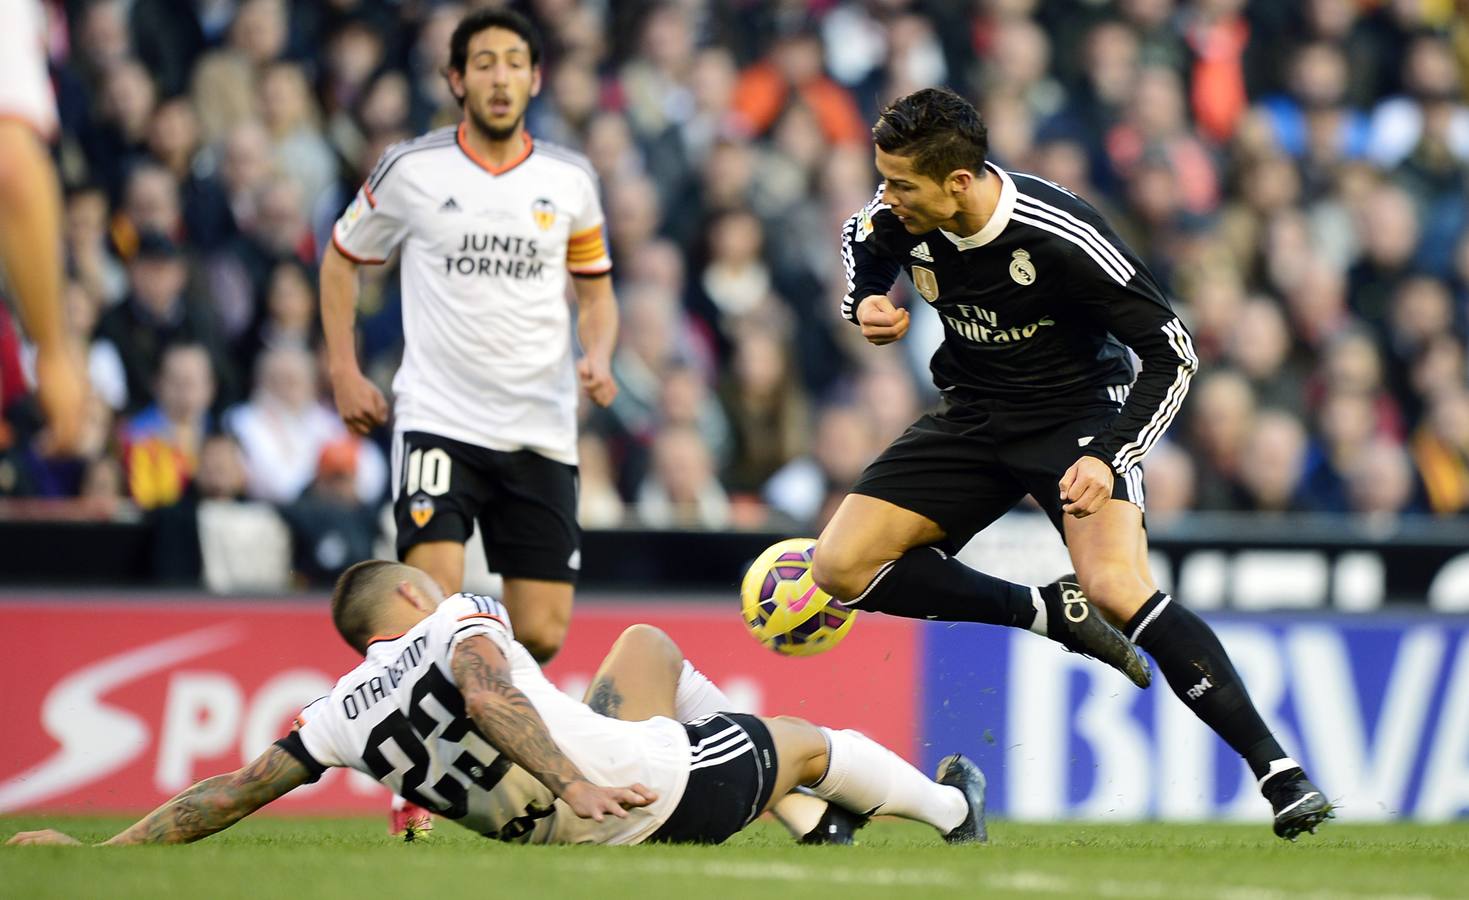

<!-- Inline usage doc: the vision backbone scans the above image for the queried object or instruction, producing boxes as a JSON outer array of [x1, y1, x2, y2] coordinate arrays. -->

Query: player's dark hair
[[448, 7, 543, 75], [331, 559, 399, 653], [872, 87, 989, 184]]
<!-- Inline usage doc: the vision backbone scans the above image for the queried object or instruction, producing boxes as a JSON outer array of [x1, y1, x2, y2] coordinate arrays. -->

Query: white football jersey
[[332, 125, 611, 466], [280, 593, 688, 845], [0, 0, 58, 137]]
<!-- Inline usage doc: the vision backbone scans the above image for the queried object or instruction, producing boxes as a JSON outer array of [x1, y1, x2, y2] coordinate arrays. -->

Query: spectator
[[1412, 388, 1469, 515], [720, 329, 809, 493], [1347, 437, 1422, 518], [635, 425, 731, 529], [1187, 369, 1257, 510], [1236, 409, 1309, 513], [95, 231, 231, 414], [225, 345, 384, 506], [281, 438, 382, 586], [120, 343, 215, 509], [576, 433, 626, 528], [764, 403, 878, 528], [1141, 438, 1197, 523]]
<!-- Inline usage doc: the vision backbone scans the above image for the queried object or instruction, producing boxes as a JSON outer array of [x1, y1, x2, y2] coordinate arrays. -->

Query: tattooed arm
[[451, 634, 656, 821], [8, 746, 312, 847]]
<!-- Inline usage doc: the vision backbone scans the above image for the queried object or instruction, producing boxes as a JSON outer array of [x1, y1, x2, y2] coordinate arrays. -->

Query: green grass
[[2, 816, 1466, 900]]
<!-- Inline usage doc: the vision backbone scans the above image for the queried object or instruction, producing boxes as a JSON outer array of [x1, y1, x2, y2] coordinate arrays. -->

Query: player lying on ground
[[8, 561, 984, 848]]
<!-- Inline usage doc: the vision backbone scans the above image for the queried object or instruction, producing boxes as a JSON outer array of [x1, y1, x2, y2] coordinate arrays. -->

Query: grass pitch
[[1, 816, 1465, 899]]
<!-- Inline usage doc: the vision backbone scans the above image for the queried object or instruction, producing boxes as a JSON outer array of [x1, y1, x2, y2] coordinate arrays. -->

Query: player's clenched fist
[[1059, 455, 1114, 518], [857, 295, 910, 345], [330, 369, 390, 435]]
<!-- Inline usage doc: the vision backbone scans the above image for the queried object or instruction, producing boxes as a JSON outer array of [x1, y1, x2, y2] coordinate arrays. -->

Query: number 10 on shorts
[[404, 447, 451, 496]]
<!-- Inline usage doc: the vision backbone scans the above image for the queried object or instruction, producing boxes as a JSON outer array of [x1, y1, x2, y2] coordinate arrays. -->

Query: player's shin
[[807, 728, 968, 834], [848, 546, 1040, 629], [674, 660, 834, 840], [1125, 591, 1290, 781]]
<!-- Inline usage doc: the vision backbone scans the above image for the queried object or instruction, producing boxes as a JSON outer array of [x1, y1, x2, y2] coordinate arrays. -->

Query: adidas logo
[[1186, 676, 1213, 699], [440, 197, 460, 212], [910, 241, 933, 262]]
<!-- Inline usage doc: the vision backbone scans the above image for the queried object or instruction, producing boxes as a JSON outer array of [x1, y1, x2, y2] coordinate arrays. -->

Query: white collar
[[938, 163, 1015, 251]]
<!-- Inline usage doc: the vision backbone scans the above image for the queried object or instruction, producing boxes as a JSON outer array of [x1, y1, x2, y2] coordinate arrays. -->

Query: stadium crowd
[[3, 0, 1469, 583]]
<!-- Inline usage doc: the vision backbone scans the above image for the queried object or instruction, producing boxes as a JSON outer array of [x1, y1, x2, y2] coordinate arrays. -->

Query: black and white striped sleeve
[[839, 187, 903, 324], [1034, 197, 1197, 477]]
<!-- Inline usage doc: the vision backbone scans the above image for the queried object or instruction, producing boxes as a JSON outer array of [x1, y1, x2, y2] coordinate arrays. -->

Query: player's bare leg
[[812, 493, 943, 599], [1065, 500, 1333, 839], [581, 624, 862, 844], [403, 540, 466, 594], [0, 121, 85, 454], [814, 493, 1149, 686], [391, 541, 465, 836], [759, 715, 986, 844], [501, 577, 573, 663]]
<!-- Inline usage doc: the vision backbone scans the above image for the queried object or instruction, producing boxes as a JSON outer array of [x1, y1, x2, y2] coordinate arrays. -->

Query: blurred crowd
[[3, 0, 1469, 584]]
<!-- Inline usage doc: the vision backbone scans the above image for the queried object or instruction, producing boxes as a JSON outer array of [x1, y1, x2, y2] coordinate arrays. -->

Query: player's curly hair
[[872, 87, 989, 184], [331, 559, 400, 653], [448, 7, 543, 74]]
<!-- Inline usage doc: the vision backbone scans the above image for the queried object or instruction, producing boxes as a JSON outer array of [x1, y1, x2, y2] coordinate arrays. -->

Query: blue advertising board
[[920, 615, 1469, 822]]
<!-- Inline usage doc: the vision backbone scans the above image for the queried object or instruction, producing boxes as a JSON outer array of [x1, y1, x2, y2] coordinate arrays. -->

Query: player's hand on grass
[[560, 781, 657, 822], [7, 829, 82, 846], [857, 295, 910, 345], [577, 353, 617, 407], [1060, 456, 1114, 518], [330, 369, 389, 435]]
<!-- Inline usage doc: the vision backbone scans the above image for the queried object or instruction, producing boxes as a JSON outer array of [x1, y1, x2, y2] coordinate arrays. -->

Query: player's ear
[[445, 66, 466, 104], [946, 168, 974, 196], [530, 64, 543, 98]]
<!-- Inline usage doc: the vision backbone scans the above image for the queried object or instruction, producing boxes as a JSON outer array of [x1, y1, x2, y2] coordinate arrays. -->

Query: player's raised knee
[[810, 542, 872, 601], [519, 624, 569, 664], [614, 624, 682, 666]]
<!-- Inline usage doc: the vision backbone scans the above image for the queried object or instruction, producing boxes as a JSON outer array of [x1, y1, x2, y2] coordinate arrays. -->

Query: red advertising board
[[0, 599, 917, 815]]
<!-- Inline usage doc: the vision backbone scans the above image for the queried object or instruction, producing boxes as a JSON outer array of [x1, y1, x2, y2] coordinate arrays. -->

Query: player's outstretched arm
[[571, 273, 619, 407], [7, 746, 311, 847], [451, 635, 655, 821]]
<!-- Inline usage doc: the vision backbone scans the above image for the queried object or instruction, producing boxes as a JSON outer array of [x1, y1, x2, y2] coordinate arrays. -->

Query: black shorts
[[851, 399, 1144, 551], [392, 430, 580, 582], [647, 713, 779, 845]]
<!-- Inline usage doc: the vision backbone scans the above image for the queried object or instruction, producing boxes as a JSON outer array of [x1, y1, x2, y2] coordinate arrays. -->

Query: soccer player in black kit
[[812, 88, 1332, 840]]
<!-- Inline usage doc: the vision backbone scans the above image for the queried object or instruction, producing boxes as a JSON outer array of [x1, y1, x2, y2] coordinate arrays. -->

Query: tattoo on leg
[[587, 679, 623, 718]]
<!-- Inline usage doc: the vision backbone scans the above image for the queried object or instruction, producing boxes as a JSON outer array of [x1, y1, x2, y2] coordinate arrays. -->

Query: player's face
[[875, 147, 959, 233], [456, 27, 541, 141]]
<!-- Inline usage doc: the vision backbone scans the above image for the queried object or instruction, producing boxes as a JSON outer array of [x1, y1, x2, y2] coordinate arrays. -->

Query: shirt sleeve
[[434, 593, 517, 678], [331, 148, 412, 265], [840, 186, 904, 324], [274, 695, 340, 782], [566, 169, 612, 278], [1063, 223, 1199, 477]]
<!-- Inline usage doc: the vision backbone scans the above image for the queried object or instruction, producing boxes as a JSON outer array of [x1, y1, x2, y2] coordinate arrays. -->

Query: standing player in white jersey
[[0, 0, 85, 454], [321, 8, 616, 668], [8, 560, 988, 849]]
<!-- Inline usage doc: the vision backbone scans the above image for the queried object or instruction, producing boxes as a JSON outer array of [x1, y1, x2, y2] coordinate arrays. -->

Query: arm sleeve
[[331, 149, 412, 265], [1068, 240, 1199, 477], [566, 169, 612, 278], [839, 187, 903, 324], [434, 593, 517, 679], [274, 696, 340, 782]]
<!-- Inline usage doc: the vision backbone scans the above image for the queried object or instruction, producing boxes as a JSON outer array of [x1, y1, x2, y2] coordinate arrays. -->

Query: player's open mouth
[[489, 99, 511, 115]]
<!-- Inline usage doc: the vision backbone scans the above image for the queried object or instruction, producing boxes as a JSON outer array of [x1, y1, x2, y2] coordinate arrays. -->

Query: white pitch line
[[561, 858, 1446, 900]]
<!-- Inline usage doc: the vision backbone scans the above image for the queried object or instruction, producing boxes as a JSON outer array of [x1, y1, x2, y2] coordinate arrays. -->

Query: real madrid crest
[[1010, 248, 1036, 286], [532, 197, 557, 231], [912, 265, 940, 303], [410, 494, 435, 528]]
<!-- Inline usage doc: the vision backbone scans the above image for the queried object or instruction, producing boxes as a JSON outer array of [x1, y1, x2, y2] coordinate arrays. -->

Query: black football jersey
[[840, 164, 1199, 477]]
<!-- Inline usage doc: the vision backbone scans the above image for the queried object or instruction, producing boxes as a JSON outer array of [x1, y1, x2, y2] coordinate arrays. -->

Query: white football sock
[[809, 727, 968, 834], [1029, 586, 1048, 636], [674, 660, 734, 720], [674, 660, 831, 838]]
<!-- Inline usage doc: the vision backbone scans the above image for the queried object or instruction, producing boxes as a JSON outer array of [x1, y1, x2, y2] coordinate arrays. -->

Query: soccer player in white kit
[[320, 8, 616, 669], [9, 561, 988, 849], [0, 0, 85, 453]]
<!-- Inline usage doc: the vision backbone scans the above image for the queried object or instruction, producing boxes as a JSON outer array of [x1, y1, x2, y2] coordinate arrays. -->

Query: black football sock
[[847, 546, 1040, 630], [1126, 591, 1290, 782]]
